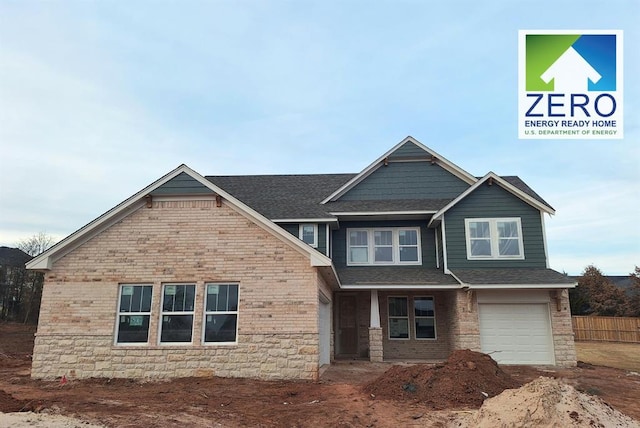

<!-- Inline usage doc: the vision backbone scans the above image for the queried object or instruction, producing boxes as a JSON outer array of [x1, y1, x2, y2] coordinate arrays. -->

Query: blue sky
[[0, 1, 638, 275]]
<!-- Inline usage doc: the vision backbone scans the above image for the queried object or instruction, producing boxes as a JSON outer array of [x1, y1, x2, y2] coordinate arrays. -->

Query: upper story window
[[347, 228, 421, 266], [465, 218, 524, 260], [299, 224, 318, 247]]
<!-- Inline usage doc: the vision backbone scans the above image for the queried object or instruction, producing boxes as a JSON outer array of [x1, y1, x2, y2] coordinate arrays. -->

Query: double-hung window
[[116, 284, 153, 344], [204, 284, 239, 343], [160, 284, 195, 343], [347, 228, 421, 265], [299, 224, 318, 247], [414, 297, 436, 339], [388, 297, 409, 339], [465, 218, 524, 259]]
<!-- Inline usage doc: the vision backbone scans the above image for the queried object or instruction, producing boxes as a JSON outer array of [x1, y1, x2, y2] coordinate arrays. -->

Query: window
[[347, 228, 421, 265], [204, 284, 239, 343], [116, 285, 153, 344], [414, 297, 436, 339], [388, 297, 409, 339], [160, 284, 195, 343], [299, 224, 318, 247], [465, 218, 524, 259]]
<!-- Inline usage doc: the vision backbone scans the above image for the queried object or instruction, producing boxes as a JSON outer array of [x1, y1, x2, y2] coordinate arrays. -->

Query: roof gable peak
[[321, 136, 477, 204]]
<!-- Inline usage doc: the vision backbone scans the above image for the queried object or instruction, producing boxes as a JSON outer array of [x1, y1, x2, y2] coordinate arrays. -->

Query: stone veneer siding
[[32, 198, 328, 381]]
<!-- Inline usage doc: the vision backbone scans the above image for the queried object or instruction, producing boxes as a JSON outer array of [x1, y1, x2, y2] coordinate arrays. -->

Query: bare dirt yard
[[1, 322, 640, 427]]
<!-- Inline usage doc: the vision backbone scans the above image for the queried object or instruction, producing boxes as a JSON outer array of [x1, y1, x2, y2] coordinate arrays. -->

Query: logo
[[518, 30, 623, 139]]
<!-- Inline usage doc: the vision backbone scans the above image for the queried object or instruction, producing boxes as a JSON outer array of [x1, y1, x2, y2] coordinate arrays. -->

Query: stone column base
[[369, 327, 383, 362]]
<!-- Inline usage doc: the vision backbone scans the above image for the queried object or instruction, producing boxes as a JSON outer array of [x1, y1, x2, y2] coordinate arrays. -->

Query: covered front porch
[[333, 288, 478, 362]]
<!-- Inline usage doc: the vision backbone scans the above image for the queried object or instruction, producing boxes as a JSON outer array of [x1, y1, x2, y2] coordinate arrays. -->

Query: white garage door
[[318, 300, 331, 366], [478, 303, 554, 365]]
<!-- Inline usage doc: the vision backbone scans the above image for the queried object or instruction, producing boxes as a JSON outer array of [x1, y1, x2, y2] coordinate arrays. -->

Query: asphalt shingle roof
[[336, 266, 459, 286], [207, 174, 550, 220], [450, 268, 575, 285]]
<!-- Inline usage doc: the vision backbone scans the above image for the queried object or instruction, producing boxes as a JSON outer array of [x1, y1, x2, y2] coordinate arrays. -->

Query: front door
[[337, 295, 358, 356]]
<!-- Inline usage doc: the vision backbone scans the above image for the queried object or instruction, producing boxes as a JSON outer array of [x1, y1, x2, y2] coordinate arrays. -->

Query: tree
[[624, 266, 640, 317], [15, 232, 56, 323], [571, 265, 628, 316]]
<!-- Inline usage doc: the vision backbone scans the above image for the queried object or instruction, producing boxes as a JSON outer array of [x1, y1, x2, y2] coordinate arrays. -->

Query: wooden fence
[[572, 316, 640, 343]]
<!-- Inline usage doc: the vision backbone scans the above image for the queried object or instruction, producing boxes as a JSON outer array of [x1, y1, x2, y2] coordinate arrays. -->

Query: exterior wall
[[447, 289, 481, 352], [339, 161, 470, 201], [33, 198, 322, 381], [150, 172, 214, 195], [378, 290, 451, 360], [332, 220, 436, 269], [445, 184, 547, 268], [549, 289, 577, 367]]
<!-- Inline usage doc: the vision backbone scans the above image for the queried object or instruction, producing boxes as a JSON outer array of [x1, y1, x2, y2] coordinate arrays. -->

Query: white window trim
[[159, 283, 196, 346], [414, 296, 437, 341], [347, 227, 422, 266], [464, 217, 525, 260], [202, 283, 240, 345], [388, 296, 410, 341], [114, 284, 153, 346], [299, 223, 318, 248]]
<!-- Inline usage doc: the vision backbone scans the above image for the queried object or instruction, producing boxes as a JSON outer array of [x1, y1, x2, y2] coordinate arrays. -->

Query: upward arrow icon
[[540, 47, 601, 93]]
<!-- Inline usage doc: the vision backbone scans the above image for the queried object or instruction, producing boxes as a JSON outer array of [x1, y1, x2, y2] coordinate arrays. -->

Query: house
[[26, 136, 576, 381]]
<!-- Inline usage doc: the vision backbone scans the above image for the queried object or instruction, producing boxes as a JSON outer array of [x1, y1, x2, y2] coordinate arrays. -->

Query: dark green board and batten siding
[[339, 161, 470, 201], [279, 223, 329, 256], [331, 220, 437, 269], [444, 183, 547, 269], [151, 172, 215, 195]]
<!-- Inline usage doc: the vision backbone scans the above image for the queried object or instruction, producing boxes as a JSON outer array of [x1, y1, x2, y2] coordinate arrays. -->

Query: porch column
[[369, 290, 383, 362]]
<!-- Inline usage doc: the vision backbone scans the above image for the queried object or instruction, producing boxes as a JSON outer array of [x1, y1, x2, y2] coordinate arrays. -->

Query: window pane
[[164, 285, 195, 312], [388, 297, 408, 317], [119, 293, 132, 312], [374, 231, 392, 245], [470, 221, 490, 238], [497, 221, 518, 238], [302, 225, 315, 244], [375, 247, 393, 262], [117, 315, 150, 343], [205, 314, 237, 342], [414, 298, 434, 317], [161, 315, 193, 342], [415, 318, 435, 339], [349, 247, 368, 263], [499, 238, 521, 256], [399, 247, 418, 262], [349, 231, 368, 246], [228, 285, 238, 311], [470, 239, 491, 256], [399, 230, 417, 245], [389, 318, 409, 339], [141, 287, 152, 312]]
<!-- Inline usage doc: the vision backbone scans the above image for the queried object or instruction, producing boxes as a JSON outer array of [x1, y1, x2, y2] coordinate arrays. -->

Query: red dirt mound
[[364, 349, 521, 409]]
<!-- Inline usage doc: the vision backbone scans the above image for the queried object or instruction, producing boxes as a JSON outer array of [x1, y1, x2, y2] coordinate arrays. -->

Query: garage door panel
[[478, 303, 554, 365]]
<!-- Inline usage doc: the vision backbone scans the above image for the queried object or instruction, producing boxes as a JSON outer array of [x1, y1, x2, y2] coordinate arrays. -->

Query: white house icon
[[540, 47, 601, 92]]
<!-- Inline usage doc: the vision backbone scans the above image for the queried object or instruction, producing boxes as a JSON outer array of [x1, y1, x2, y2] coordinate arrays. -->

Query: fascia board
[[427, 172, 555, 228], [467, 282, 577, 289], [321, 136, 477, 204], [329, 210, 437, 216], [339, 284, 462, 290]]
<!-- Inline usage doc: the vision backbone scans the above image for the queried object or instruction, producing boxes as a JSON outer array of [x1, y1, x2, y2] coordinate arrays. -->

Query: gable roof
[[428, 172, 555, 227], [27, 165, 334, 271], [320, 136, 478, 203]]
